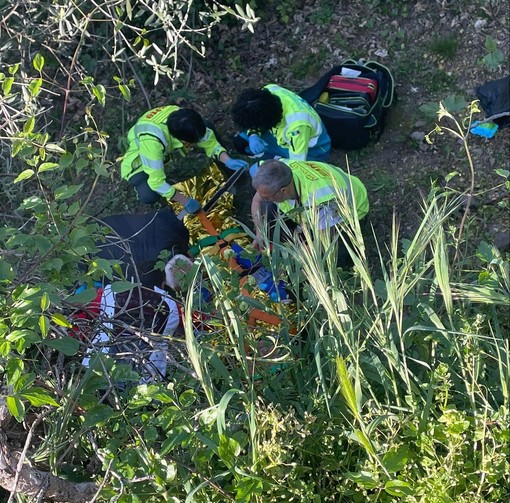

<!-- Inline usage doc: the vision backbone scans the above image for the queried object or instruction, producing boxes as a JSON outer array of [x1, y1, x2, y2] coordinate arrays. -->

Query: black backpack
[[300, 59, 395, 150]]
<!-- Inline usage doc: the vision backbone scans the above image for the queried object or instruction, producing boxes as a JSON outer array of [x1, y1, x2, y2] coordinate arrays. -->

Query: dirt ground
[[106, 0, 510, 258]]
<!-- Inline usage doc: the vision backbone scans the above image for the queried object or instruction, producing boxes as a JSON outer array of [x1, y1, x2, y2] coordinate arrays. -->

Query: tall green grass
[[177, 181, 508, 501]]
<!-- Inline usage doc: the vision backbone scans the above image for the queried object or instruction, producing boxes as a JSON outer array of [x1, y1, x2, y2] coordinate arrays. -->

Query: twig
[[475, 111, 510, 125], [7, 410, 50, 503], [88, 458, 113, 503]]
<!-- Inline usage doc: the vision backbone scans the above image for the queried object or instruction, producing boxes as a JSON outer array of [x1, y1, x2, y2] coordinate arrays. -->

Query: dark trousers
[[128, 172, 164, 204]]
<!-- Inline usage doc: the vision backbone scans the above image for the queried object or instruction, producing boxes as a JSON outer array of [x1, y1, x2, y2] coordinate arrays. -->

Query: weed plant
[[429, 35, 459, 60]]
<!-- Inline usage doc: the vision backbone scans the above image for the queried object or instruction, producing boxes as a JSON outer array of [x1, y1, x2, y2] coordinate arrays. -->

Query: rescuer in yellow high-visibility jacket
[[231, 85, 331, 176], [121, 106, 248, 211], [250, 159, 369, 268]]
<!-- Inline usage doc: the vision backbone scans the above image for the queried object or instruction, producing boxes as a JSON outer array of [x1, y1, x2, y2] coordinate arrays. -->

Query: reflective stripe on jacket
[[264, 84, 324, 160], [277, 160, 369, 223], [120, 106, 226, 199]]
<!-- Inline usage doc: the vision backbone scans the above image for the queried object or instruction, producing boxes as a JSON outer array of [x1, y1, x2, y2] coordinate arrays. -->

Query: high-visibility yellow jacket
[[277, 159, 369, 227], [120, 106, 226, 199], [263, 84, 325, 161]]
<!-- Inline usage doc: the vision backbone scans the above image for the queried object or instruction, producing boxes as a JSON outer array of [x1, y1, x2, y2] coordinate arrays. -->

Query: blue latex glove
[[184, 198, 201, 214], [248, 134, 268, 155], [249, 161, 260, 178], [225, 158, 248, 171]]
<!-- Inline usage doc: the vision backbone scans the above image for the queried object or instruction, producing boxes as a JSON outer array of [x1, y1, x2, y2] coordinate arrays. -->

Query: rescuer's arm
[[287, 125, 312, 161], [251, 192, 266, 251]]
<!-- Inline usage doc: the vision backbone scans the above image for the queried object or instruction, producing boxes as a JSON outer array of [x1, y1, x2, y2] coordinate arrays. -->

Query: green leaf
[[477, 241, 496, 263], [0, 341, 11, 357], [13, 169, 35, 183], [68, 288, 101, 304], [43, 257, 64, 273], [484, 35, 497, 52], [118, 84, 131, 102], [216, 388, 241, 436], [40, 292, 50, 311], [2, 77, 14, 95], [24, 116, 36, 133], [55, 184, 83, 200], [39, 162, 60, 172], [345, 471, 379, 489], [443, 94, 467, 114], [495, 169, 510, 178], [8, 63, 19, 75], [33, 53, 45, 72], [59, 152, 74, 168], [383, 444, 410, 473], [218, 434, 241, 467], [482, 51, 505, 70], [179, 389, 197, 408], [160, 431, 192, 455], [51, 313, 73, 328], [110, 280, 139, 293], [81, 404, 119, 428], [44, 143, 66, 154], [34, 235, 52, 254], [419, 102, 439, 118], [39, 315, 49, 337], [7, 396, 25, 422], [14, 372, 36, 393], [94, 162, 110, 177], [235, 477, 264, 501], [44, 337, 80, 356], [0, 259, 15, 282], [20, 387, 59, 407], [384, 479, 414, 497], [28, 77, 43, 97], [445, 170, 459, 182], [350, 429, 376, 456], [336, 356, 359, 419], [92, 84, 106, 106], [6, 357, 24, 386]]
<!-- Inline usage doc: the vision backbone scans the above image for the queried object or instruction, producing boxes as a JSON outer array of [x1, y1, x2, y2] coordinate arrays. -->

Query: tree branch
[[0, 402, 98, 502]]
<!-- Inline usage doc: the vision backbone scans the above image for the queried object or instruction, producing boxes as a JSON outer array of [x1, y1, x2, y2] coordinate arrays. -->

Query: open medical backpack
[[300, 59, 395, 150]]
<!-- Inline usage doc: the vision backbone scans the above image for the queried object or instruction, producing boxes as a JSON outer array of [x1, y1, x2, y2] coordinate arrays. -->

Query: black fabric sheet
[[475, 75, 510, 126], [97, 209, 190, 285]]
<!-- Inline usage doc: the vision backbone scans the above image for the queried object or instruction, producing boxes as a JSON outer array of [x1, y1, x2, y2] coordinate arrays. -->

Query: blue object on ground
[[470, 121, 499, 138]]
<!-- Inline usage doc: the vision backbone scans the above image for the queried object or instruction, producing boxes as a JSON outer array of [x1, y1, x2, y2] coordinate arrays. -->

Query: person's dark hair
[[167, 108, 206, 143], [252, 160, 292, 192], [231, 88, 283, 132]]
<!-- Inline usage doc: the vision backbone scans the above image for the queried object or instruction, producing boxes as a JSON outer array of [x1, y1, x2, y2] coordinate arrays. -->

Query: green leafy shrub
[[479, 36, 506, 71]]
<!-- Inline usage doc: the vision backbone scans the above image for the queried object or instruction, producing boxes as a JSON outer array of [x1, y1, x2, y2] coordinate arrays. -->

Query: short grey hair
[[252, 160, 293, 192]]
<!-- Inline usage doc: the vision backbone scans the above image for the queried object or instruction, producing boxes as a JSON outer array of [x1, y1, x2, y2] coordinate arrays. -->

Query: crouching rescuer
[[250, 159, 369, 268], [121, 106, 248, 213]]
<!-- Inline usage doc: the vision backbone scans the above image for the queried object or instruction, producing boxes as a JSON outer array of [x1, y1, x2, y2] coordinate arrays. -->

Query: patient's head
[[164, 254, 194, 291]]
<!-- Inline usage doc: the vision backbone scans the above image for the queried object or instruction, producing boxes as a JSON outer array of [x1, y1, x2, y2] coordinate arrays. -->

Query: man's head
[[232, 88, 283, 132], [252, 160, 294, 203], [167, 108, 206, 143]]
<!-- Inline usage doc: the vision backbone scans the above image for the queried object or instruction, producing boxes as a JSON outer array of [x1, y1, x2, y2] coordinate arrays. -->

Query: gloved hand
[[248, 134, 268, 155], [249, 161, 260, 178], [225, 158, 248, 171], [184, 198, 201, 214]]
